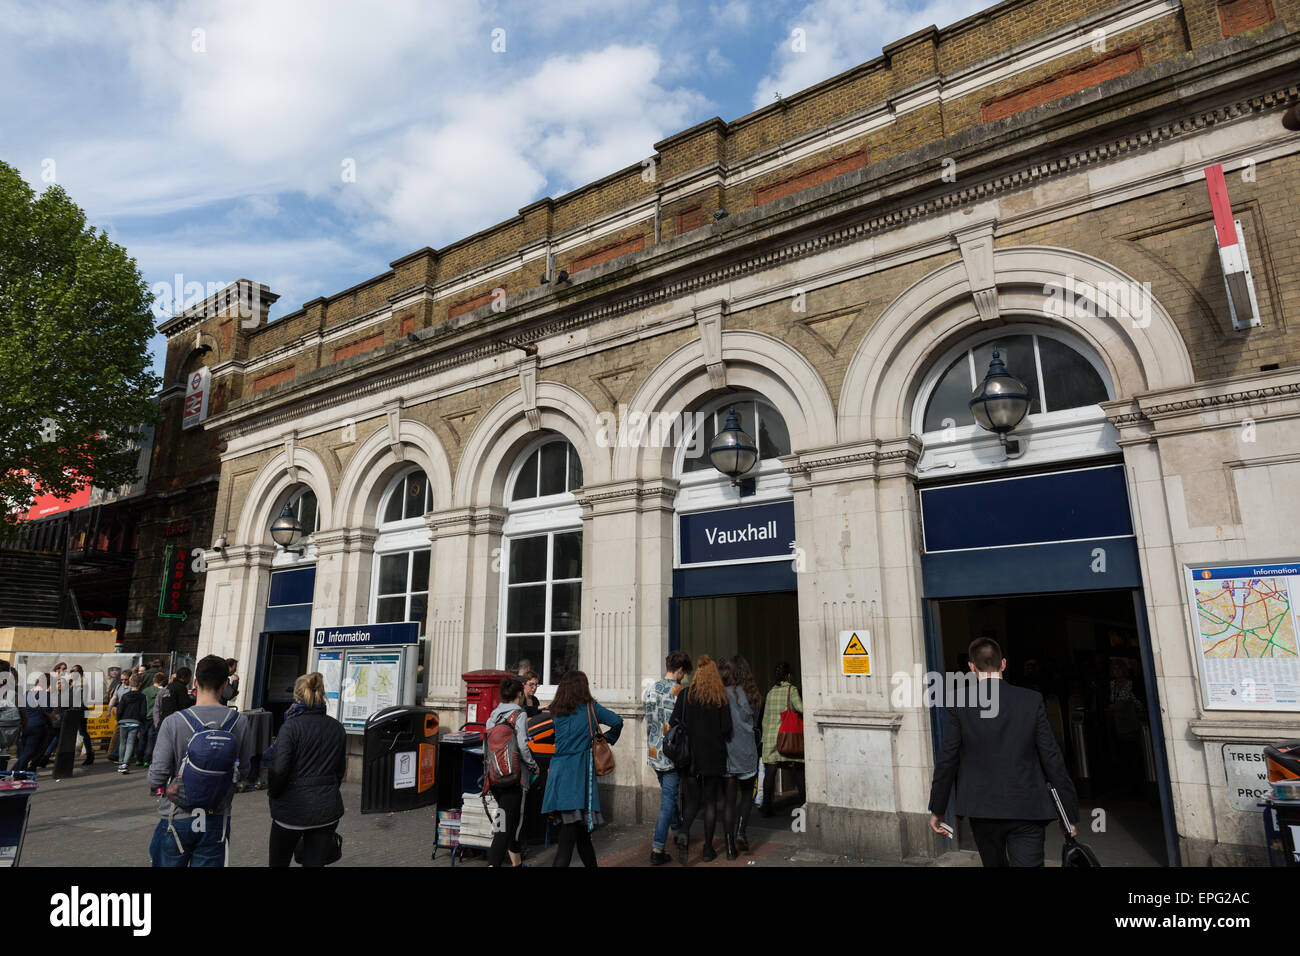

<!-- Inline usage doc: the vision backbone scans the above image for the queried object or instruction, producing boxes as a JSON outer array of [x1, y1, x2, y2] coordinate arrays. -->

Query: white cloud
[[341, 45, 709, 245], [710, 1, 751, 27], [751, 0, 990, 109]]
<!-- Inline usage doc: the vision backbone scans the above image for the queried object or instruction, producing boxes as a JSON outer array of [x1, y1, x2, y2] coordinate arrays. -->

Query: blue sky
[[2, 0, 989, 377]]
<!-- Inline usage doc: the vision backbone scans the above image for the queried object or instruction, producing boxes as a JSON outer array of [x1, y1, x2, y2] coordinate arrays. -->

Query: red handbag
[[775, 687, 804, 759]]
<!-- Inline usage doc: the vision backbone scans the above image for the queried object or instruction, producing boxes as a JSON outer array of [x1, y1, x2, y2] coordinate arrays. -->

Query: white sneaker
[[117, 765, 129, 774]]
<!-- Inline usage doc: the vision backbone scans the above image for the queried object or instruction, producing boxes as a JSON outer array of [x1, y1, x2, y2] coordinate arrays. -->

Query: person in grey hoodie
[[484, 675, 539, 867], [147, 655, 252, 867]]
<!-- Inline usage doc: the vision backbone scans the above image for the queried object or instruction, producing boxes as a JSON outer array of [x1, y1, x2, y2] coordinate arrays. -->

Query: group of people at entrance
[[143, 655, 347, 868], [644, 651, 805, 865], [479, 654, 805, 867]]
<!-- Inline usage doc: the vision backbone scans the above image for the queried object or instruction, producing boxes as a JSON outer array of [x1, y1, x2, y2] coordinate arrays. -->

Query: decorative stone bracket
[[519, 355, 541, 431], [953, 222, 999, 323], [283, 431, 299, 484], [384, 399, 404, 460], [695, 299, 728, 389]]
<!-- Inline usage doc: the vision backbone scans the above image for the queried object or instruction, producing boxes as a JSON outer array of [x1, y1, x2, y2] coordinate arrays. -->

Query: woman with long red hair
[[669, 654, 732, 863]]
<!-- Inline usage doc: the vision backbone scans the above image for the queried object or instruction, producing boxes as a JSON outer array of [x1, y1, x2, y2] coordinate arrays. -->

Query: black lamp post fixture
[[709, 405, 759, 494], [270, 501, 305, 554], [969, 348, 1032, 457]]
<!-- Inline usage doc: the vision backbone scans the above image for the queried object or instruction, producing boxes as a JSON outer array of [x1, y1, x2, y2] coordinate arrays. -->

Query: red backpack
[[483, 710, 524, 791]]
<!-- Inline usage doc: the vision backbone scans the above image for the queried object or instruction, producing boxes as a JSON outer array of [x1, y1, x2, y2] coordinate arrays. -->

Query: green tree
[[0, 160, 159, 528]]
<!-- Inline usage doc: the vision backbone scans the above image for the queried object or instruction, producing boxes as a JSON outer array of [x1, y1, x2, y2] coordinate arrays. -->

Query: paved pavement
[[14, 757, 910, 867]]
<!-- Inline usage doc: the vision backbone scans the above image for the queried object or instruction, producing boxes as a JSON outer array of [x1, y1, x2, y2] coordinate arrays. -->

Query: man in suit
[[928, 637, 1079, 867]]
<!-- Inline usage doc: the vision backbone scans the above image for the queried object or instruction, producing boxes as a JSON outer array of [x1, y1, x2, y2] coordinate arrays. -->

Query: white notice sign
[[1223, 743, 1271, 811], [393, 750, 417, 790]]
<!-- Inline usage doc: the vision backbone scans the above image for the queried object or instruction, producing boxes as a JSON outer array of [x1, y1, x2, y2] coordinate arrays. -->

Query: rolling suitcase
[[1051, 785, 1101, 867]]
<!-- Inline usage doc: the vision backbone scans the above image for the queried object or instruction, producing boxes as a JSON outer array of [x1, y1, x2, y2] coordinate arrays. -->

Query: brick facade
[[981, 44, 1146, 122], [190, 0, 1300, 865], [1219, 0, 1276, 34]]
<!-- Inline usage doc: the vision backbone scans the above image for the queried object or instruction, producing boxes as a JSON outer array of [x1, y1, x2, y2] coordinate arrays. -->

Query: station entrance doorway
[[933, 588, 1170, 865], [676, 592, 801, 689], [671, 555, 804, 822]]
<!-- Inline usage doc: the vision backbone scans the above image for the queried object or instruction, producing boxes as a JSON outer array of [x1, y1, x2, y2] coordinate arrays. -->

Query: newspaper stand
[[0, 771, 37, 867]]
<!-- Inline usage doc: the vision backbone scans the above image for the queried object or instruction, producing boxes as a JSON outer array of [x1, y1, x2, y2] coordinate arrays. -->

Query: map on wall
[[339, 651, 402, 730], [1187, 562, 1300, 711]]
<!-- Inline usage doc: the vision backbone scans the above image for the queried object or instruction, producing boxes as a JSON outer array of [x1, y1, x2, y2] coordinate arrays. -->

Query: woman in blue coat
[[540, 670, 622, 867]]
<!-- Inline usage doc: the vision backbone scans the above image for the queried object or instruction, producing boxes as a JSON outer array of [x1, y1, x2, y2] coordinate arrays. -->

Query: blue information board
[[679, 500, 795, 567], [313, 621, 419, 647]]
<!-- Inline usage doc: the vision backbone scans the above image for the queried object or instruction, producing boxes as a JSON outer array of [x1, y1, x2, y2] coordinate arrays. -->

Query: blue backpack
[[167, 708, 241, 812]]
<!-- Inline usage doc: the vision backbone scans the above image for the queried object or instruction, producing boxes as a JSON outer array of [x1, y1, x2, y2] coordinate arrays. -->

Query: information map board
[[1185, 561, 1300, 711], [312, 623, 418, 733]]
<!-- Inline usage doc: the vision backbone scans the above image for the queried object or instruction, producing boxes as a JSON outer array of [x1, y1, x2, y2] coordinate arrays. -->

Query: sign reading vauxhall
[[313, 621, 419, 648], [678, 500, 795, 567]]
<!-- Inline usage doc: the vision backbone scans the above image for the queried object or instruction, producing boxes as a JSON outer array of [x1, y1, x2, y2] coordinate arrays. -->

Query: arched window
[[372, 468, 431, 635], [510, 440, 583, 501], [673, 393, 793, 513], [273, 485, 320, 540], [381, 469, 432, 523], [914, 325, 1116, 475], [499, 438, 583, 686], [680, 398, 791, 473], [270, 485, 321, 567]]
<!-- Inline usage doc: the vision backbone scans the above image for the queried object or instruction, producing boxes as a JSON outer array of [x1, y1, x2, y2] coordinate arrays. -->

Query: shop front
[[190, 12, 1300, 862]]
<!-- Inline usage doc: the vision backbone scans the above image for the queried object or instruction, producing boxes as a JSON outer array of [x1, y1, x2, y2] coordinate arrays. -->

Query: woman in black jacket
[[267, 672, 346, 867], [670, 654, 732, 864]]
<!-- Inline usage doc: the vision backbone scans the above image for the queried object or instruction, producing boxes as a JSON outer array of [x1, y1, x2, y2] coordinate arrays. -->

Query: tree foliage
[[0, 160, 159, 528]]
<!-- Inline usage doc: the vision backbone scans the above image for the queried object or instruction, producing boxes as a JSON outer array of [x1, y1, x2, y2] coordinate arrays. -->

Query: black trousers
[[269, 821, 339, 867], [968, 818, 1047, 867], [552, 821, 597, 867], [487, 785, 525, 866]]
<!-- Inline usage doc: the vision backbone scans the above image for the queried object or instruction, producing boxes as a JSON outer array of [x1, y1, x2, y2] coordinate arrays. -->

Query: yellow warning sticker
[[839, 630, 871, 676], [842, 656, 871, 675]]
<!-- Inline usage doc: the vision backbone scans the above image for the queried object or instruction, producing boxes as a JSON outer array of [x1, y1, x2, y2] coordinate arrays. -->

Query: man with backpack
[[147, 655, 252, 867], [483, 675, 539, 867]]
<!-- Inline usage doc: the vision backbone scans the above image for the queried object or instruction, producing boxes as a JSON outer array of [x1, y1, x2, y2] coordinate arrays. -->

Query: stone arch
[[613, 329, 837, 481], [453, 381, 610, 507], [335, 417, 454, 528], [234, 446, 335, 546], [838, 246, 1196, 443]]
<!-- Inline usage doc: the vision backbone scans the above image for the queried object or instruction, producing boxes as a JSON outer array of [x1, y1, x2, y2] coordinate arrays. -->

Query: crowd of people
[[478, 651, 805, 867], [2, 648, 809, 869], [0, 657, 241, 774]]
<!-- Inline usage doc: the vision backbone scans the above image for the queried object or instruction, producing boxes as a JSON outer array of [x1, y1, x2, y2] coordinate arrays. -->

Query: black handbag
[[293, 830, 343, 866], [1051, 785, 1100, 867]]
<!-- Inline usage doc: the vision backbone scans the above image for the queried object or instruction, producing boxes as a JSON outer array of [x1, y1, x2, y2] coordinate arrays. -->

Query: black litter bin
[[361, 706, 439, 814]]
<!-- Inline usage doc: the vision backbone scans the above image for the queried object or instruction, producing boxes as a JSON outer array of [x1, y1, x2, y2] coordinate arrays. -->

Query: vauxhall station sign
[[678, 500, 795, 567]]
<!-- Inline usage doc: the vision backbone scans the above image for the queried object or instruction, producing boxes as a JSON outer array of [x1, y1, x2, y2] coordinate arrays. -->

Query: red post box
[[462, 669, 516, 731]]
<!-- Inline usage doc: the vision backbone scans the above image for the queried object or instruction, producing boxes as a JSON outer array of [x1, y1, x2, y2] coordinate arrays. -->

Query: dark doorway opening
[[935, 589, 1169, 866], [676, 591, 800, 688], [256, 631, 309, 733], [676, 590, 803, 829]]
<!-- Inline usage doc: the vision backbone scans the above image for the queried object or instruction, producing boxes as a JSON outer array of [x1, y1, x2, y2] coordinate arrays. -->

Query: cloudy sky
[[2, 0, 988, 375]]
